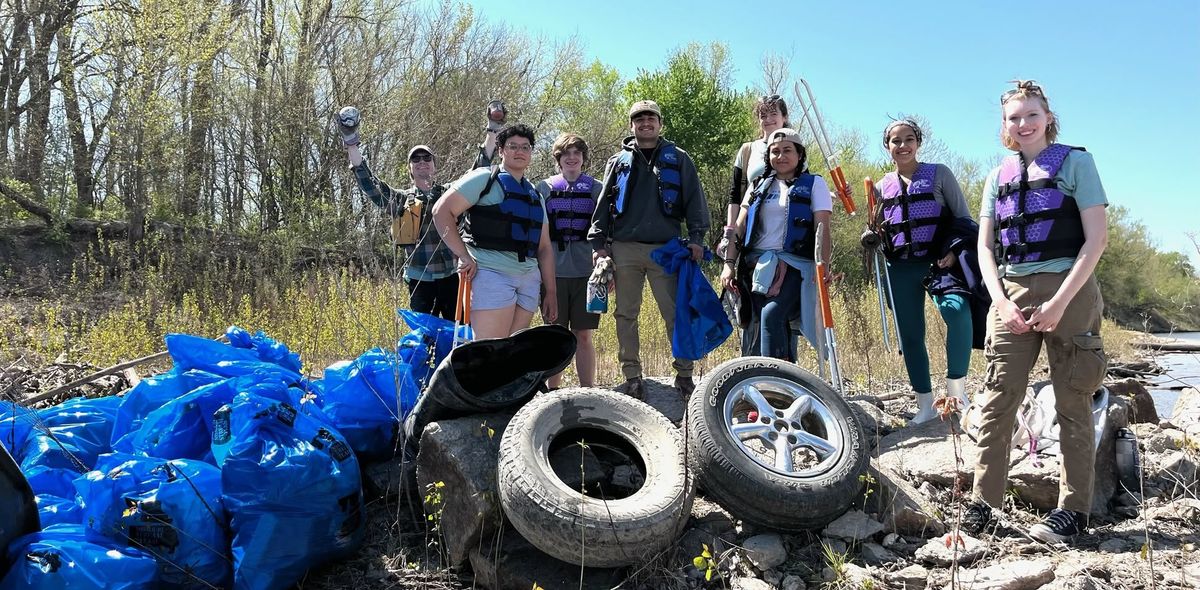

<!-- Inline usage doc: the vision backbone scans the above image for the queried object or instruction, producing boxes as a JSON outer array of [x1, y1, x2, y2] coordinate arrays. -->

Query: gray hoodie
[[588, 136, 710, 249]]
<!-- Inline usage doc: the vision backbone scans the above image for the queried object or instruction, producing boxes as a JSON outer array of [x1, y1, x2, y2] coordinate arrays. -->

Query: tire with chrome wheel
[[688, 356, 867, 530]]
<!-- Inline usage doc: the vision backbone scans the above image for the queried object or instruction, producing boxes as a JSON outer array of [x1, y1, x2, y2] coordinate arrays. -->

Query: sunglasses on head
[[410, 154, 433, 163], [1001, 81, 1044, 104], [760, 94, 781, 102]]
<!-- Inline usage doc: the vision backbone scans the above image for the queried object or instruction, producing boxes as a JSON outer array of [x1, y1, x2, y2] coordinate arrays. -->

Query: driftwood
[[1134, 339, 1200, 353], [22, 351, 169, 405]]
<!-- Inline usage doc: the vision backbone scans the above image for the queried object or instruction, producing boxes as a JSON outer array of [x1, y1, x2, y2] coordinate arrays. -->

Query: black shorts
[[554, 276, 600, 331]]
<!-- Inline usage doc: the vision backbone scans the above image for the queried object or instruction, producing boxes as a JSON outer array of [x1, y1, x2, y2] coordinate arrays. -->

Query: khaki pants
[[972, 272, 1106, 514], [612, 241, 693, 380]]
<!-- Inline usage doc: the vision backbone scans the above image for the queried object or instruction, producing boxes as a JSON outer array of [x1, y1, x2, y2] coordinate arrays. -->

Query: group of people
[[340, 80, 1109, 546]]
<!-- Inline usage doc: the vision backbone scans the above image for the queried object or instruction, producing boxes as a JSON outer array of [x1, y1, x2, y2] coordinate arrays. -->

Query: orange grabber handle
[[456, 276, 472, 325], [864, 177, 876, 213], [831, 166, 856, 215], [815, 262, 834, 329]]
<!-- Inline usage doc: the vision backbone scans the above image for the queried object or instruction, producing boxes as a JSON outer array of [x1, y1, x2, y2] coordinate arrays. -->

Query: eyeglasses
[[504, 143, 533, 153], [409, 154, 433, 163], [1001, 81, 1044, 104], [760, 94, 781, 102]]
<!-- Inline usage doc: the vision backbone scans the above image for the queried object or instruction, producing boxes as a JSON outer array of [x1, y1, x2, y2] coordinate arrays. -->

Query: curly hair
[[754, 94, 790, 127], [496, 124, 536, 149]]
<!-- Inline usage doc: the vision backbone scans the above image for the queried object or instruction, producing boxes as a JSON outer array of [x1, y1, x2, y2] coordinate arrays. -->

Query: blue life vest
[[743, 173, 817, 259], [879, 163, 949, 260], [994, 143, 1086, 264], [544, 174, 596, 251], [462, 169, 544, 262], [613, 143, 683, 218]]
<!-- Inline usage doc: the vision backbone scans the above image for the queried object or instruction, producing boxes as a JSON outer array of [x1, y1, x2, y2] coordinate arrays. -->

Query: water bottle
[[211, 405, 233, 467], [1114, 427, 1140, 493]]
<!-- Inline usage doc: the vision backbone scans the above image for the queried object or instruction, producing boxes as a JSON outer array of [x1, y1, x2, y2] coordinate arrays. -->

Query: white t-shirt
[[745, 176, 833, 252]]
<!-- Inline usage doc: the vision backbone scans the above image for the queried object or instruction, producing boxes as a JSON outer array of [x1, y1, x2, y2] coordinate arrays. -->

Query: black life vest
[[462, 168, 544, 262]]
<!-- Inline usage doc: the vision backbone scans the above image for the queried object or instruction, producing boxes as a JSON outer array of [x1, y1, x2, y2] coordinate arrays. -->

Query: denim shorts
[[472, 267, 542, 312]]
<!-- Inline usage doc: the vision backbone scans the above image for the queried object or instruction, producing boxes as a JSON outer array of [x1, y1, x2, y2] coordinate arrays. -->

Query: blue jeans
[[752, 267, 806, 361]]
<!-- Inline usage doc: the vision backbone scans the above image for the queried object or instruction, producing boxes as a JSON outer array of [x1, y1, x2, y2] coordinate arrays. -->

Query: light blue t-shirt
[[979, 149, 1107, 276], [449, 166, 549, 276]]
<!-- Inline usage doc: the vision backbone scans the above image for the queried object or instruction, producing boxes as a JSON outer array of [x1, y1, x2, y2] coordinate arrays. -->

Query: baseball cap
[[766, 128, 803, 147], [628, 100, 662, 119], [407, 145, 435, 160]]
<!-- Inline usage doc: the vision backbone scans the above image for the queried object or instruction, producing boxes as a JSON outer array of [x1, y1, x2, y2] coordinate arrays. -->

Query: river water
[[1145, 332, 1200, 418]]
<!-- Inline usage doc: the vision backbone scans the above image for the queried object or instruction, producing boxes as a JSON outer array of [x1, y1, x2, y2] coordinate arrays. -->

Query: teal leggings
[[887, 259, 973, 393]]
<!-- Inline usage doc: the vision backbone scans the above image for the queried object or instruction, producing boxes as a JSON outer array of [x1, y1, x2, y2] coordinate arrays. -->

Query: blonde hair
[[551, 133, 589, 165], [1000, 80, 1059, 150]]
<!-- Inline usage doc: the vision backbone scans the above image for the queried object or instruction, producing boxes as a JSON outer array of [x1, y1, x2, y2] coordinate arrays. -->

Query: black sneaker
[[1029, 508, 1083, 544], [960, 500, 994, 535], [621, 377, 644, 400], [674, 375, 695, 399]]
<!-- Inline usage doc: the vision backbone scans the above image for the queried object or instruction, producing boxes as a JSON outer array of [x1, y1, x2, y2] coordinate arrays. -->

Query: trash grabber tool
[[862, 178, 897, 354], [794, 79, 856, 216], [864, 177, 902, 357], [814, 222, 844, 394], [454, 276, 473, 347]]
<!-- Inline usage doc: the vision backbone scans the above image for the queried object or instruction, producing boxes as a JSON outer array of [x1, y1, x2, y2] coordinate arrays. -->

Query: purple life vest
[[994, 144, 1085, 264], [544, 174, 596, 250], [879, 163, 948, 260]]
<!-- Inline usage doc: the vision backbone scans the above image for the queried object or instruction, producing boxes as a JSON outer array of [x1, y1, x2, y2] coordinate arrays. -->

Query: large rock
[[415, 413, 512, 566], [742, 533, 787, 570], [886, 564, 930, 590], [949, 559, 1054, 590], [1147, 450, 1199, 499], [468, 524, 625, 590], [914, 532, 986, 566], [1106, 379, 1158, 424], [869, 458, 947, 538], [822, 509, 884, 542], [1165, 387, 1200, 436], [879, 394, 1129, 515], [731, 578, 773, 590], [848, 398, 900, 451]]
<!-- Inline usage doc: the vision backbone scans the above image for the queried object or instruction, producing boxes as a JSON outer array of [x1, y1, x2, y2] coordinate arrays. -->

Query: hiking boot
[[674, 375, 695, 399], [621, 377, 644, 400], [1028, 508, 1083, 544], [960, 500, 994, 535]]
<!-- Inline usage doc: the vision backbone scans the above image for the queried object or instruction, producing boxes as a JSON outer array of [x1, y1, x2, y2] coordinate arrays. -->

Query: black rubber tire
[[688, 357, 868, 531], [498, 387, 694, 567]]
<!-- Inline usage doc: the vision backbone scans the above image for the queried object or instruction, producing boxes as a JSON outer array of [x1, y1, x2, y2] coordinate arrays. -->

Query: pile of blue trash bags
[[0, 310, 460, 589]]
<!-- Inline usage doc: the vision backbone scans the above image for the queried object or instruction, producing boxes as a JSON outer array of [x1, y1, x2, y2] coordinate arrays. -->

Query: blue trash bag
[[1, 524, 159, 590], [76, 453, 230, 588], [221, 392, 364, 590], [20, 396, 121, 474], [318, 348, 419, 457], [397, 310, 460, 388], [164, 333, 305, 381], [109, 369, 223, 447], [0, 402, 37, 460], [112, 371, 326, 463], [225, 326, 303, 373], [24, 465, 83, 526]]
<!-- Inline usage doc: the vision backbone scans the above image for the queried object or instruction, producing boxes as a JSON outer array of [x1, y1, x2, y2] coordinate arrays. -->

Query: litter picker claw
[[862, 177, 901, 356], [794, 79, 857, 216], [814, 222, 844, 394]]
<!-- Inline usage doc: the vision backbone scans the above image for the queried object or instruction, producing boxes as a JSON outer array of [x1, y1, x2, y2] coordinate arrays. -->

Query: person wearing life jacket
[[962, 81, 1109, 546], [868, 118, 976, 425], [588, 100, 711, 400], [432, 124, 557, 339], [536, 133, 602, 388], [720, 127, 831, 361], [337, 105, 497, 320], [719, 94, 802, 355]]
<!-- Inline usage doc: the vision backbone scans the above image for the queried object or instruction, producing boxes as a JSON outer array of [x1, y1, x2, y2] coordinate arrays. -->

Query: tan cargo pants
[[972, 272, 1106, 514], [611, 241, 693, 380]]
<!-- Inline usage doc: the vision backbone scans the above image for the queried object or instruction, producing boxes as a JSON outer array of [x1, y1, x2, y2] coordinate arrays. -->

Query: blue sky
[[454, 0, 1200, 263]]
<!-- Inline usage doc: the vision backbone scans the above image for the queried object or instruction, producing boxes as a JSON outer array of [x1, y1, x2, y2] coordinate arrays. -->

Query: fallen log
[[1134, 340, 1200, 353], [22, 351, 169, 405]]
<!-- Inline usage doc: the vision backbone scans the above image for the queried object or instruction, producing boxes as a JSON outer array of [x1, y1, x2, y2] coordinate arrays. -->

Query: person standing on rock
[[720, 127, 830, 362], [537, 133, 602, 388], [868, 119, 977, 424], [432, 123, 558, 339], [963, 81, 1109, 545], [588, 100, 711, 400]]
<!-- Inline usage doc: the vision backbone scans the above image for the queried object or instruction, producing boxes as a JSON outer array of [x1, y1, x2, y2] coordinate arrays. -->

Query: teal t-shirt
[[449, 166, 548, 276], [979, 149, 1107, 277]]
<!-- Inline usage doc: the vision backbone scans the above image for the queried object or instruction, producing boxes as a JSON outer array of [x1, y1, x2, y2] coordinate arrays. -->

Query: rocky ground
[[2, 362, 1197, 590]]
